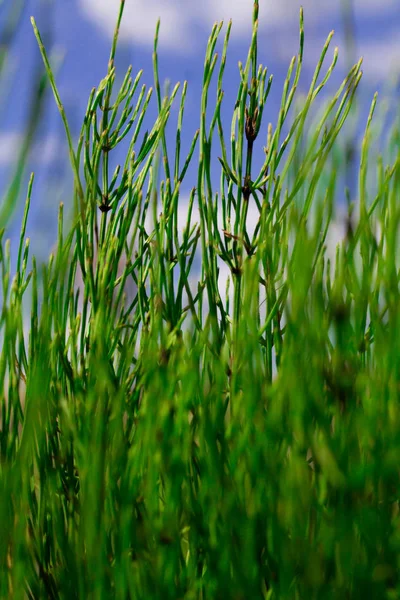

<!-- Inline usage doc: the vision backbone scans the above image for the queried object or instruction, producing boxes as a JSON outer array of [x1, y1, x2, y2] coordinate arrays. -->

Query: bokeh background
[[0, 0, 399, 266]]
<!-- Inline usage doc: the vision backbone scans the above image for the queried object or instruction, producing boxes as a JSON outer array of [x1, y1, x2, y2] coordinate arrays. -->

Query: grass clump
[[1, 1, 400, 598]]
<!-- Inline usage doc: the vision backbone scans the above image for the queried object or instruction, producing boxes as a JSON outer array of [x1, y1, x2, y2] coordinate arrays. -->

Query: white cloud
[[0, 132, 21, 166], [0, 133, 64, 168], [77, 0, 400, 91], [79, 0, 194, 51], [358, 38, 400, 82], [34, 134, 66, 165], [78, 0, 306, 51], [78, 0, 399, 52]]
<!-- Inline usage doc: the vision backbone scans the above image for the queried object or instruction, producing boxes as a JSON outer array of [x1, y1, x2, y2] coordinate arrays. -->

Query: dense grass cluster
[[1, 1, 400, 597]]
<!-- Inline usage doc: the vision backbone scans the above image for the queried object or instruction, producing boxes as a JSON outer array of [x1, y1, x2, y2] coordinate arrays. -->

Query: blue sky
[[0, 0, 399, 263]]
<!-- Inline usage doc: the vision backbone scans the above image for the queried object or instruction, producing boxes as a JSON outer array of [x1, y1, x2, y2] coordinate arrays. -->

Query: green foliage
[[0, 1, 399, 598], [0, 0, 51, 228]]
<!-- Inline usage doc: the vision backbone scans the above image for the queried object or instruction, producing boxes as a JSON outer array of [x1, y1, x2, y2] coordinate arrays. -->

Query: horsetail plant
[[0, 1, 399, 598]]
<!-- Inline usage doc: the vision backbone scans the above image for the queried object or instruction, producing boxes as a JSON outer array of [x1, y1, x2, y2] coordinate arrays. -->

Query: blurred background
[[0, 0, 399, 266]]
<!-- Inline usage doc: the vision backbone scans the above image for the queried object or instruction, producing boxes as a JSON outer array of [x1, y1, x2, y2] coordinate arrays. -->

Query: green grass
[[1, 1, 400, 598]]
